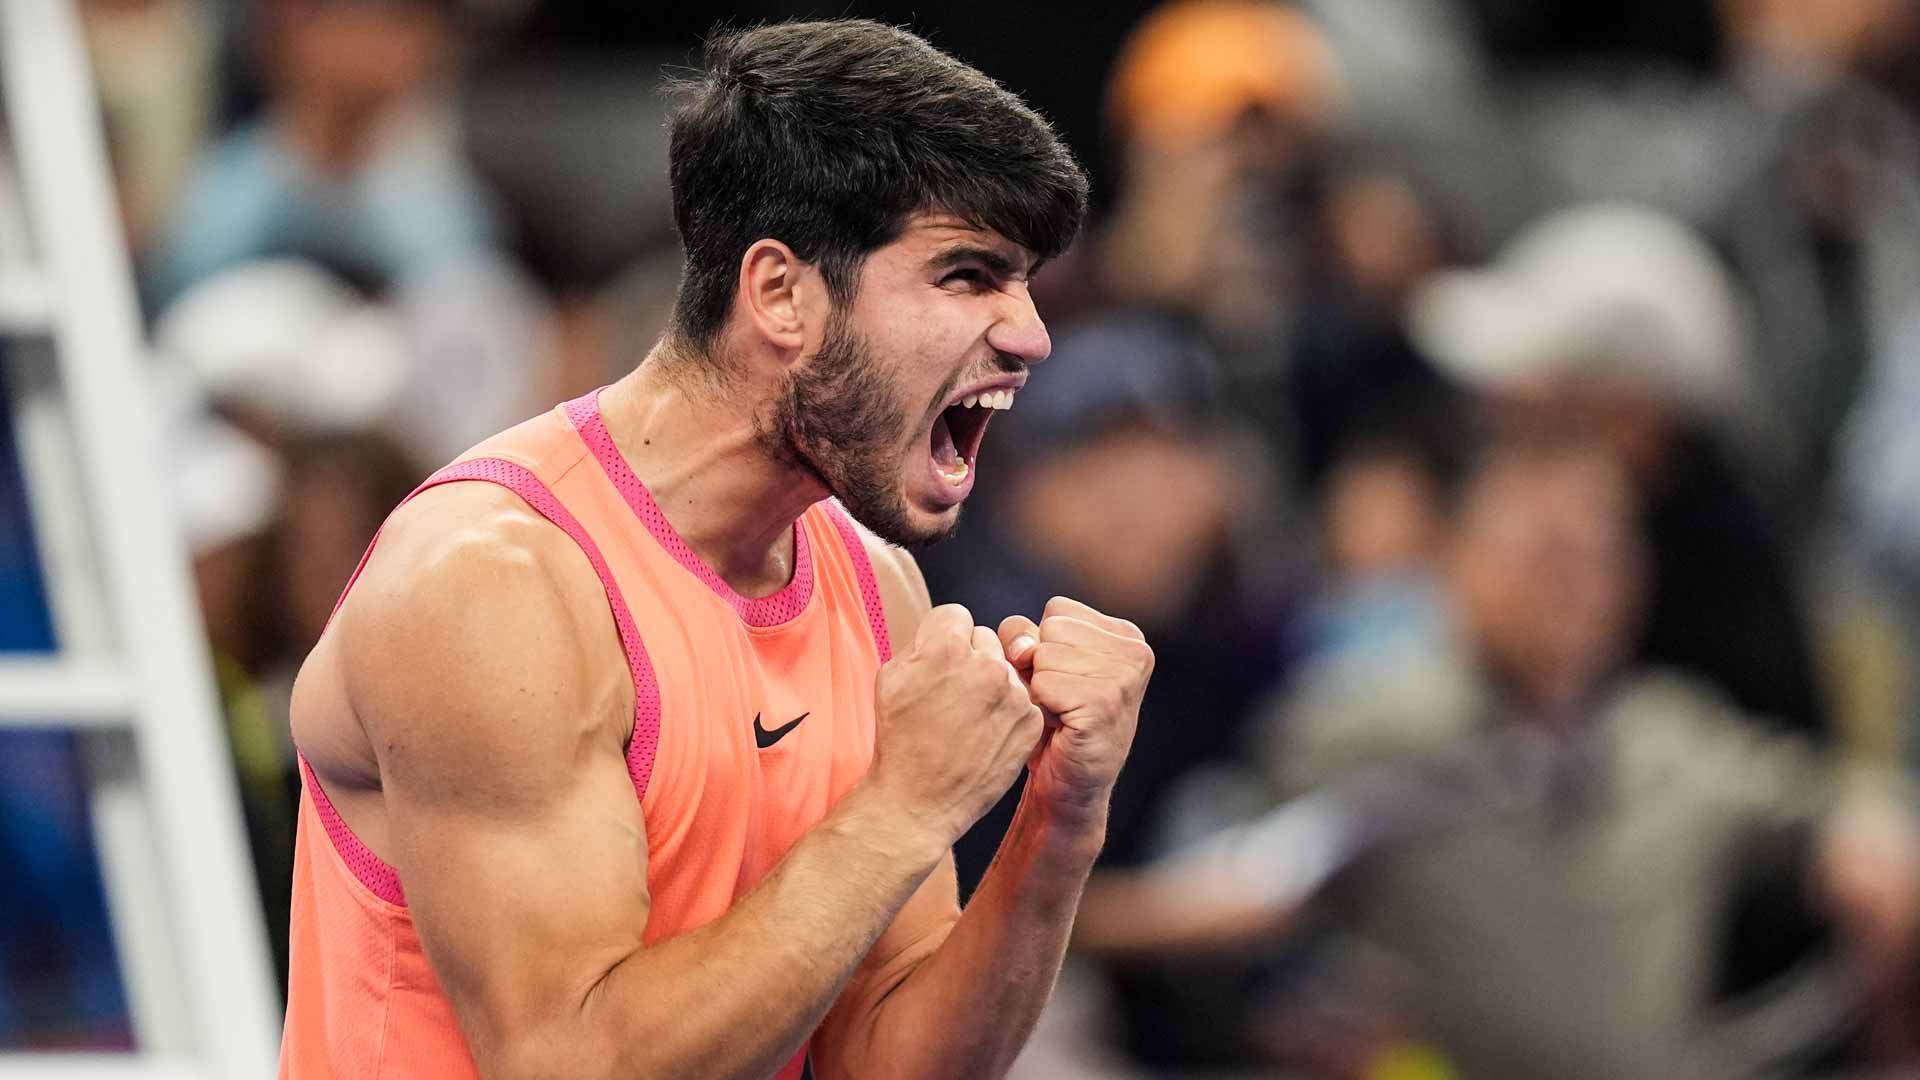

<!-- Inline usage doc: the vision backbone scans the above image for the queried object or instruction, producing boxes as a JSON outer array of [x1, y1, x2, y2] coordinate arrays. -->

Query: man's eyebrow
[[928, 244, 1032, 279]]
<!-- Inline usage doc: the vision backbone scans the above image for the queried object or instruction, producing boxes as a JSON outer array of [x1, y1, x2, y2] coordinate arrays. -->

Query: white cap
[[171, 412, 284, 556], [1409, 202, 1748, 413], [154, 258, 409, 433], [145, 358, 280, 556]]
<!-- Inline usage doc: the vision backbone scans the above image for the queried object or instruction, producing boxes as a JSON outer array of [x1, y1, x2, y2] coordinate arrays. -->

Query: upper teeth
[[962, 391, 1013, 411]]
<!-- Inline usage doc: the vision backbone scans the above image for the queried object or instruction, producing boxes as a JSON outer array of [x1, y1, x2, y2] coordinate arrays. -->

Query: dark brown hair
[[665, 19, 1089, 350]]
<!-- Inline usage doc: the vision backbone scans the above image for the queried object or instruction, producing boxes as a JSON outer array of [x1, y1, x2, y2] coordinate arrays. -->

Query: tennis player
[[278, 19, 1151, 1080]]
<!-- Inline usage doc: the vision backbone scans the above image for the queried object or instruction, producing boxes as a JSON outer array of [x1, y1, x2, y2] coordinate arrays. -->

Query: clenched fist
[[998, 596, 1153, 824], [867, 604, 1046, 849]]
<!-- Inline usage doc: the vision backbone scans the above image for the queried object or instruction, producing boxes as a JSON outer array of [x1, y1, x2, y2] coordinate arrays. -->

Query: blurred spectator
[[1093, 0, 1340, 349], [1059, 392, 1450, 1075], [80, 0, 219, 258], [1470, 0, 1920, 514], [1712, 0, 1920, 511], [1256, 437, 1920, 1077], [1055, 1, 1337, 462], [1410, 202, 1831, 738], [268, 429, 422, 661], [141, 0, 501, 312], [1715, 0, 1920, 767], [154, 259, 409, 444], [458, 44, 680, 404], [1076, 434, 1920, 1077], [153, 254, 541, 464], [1071, 0, 1461, 497], [385, 252, 545, 466], [1319, 428, 1441, 583], [1292, 390, 1466, 670], [1286, 165, 1456, 493]]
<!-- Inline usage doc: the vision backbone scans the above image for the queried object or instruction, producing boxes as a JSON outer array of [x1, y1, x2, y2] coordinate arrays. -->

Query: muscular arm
[[340, 488, 954, 1080], [813, 541, 1111, 1080], [816, 783, 1103, 1080]]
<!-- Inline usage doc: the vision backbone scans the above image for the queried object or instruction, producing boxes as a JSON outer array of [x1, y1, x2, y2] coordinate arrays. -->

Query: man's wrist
[[831, 782, 958, 873], [1012, 786, 1110, 870]]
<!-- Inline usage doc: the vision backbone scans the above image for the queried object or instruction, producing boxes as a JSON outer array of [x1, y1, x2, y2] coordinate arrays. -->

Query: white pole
[[0, 0, 281, 1075]]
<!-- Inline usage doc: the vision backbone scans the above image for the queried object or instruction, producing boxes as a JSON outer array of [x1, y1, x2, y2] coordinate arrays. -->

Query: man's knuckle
[[1128, 640, 1155, 673], [1041, 615, 1089, 644]]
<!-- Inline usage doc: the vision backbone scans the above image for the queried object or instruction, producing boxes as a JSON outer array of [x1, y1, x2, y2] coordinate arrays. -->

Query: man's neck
[[595, 347, 826, 598]]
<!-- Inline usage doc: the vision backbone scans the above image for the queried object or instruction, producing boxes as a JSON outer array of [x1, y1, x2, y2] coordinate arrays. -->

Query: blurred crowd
[[4, 0, 1920, 1075]]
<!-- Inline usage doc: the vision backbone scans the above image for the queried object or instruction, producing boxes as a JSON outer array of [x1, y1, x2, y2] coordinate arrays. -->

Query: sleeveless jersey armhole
[[298, 457, 664, 907]]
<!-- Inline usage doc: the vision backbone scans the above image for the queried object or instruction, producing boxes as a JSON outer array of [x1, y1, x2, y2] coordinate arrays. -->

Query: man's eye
[[942, 268, 988, 288]]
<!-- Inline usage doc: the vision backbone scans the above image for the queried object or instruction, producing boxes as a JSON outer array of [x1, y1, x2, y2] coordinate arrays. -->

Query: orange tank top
[[279, 391, 892, 1079]]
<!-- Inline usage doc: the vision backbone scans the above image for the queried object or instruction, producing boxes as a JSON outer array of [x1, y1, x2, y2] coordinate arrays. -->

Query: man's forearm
[[838, 787, 1107, 1080], [517, 787, 945, 1080]]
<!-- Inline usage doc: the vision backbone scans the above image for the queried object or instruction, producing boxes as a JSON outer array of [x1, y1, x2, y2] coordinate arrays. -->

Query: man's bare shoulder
[[322, 481, 633, 807], [344, 481, 598, 627]]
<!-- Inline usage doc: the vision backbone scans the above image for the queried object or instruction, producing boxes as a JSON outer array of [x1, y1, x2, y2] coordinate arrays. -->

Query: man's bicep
[[343, 514, 650, 1067], [385, 739, 652, 1062], [811, 853, 961, 1077]]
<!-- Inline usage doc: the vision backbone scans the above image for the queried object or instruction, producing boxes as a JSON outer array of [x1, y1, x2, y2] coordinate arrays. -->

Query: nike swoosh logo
[[754, 711, 810, 749]]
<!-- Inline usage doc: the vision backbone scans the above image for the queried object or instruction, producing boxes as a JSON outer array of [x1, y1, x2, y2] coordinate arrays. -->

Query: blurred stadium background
[[4, 0, 1920, 1077]]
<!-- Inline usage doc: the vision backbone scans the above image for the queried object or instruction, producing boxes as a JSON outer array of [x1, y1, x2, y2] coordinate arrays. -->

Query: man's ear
[[737, 239, 819, 353]]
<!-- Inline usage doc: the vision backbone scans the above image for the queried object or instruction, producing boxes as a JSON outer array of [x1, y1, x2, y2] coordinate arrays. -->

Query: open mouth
[[929, 388, 1016, 487]]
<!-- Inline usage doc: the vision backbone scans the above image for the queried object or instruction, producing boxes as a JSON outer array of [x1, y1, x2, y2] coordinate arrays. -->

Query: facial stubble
[[759, 316, 962, 550]]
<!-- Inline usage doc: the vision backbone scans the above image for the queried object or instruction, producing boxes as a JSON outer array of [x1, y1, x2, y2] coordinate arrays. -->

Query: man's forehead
[[900, 213, 1033, 264]]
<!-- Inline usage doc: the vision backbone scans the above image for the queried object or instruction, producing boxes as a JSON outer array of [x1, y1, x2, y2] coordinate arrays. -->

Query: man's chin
[[897, 508, 962, 551], [847, 494, 962, 551]]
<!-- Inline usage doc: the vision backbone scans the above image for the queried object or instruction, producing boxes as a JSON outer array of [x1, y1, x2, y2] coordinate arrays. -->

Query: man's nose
[[985, 285, 1051, 365]]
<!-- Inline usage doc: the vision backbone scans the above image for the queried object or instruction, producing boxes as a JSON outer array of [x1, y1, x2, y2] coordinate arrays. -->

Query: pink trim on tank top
[[820, 502, 893, 663], [301, 755, 405, 905], [564, 390, 817, 628], [299, 457, 663, 907]]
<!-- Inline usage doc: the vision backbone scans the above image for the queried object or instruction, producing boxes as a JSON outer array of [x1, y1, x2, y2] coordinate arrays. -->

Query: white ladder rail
[[1, 317, 195, 1060], [0, 0, 281, 1075]]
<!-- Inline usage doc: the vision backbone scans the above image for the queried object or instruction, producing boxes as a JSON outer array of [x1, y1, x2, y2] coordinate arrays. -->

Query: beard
[[758, 314, 960, 550]]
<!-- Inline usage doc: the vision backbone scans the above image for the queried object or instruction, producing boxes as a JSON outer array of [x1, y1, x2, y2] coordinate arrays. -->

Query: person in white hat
[[1409, 202, 1829, 742]]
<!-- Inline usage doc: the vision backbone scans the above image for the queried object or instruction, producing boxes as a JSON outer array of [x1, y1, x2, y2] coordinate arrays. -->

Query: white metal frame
[[0, 0, 280, 1075]]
